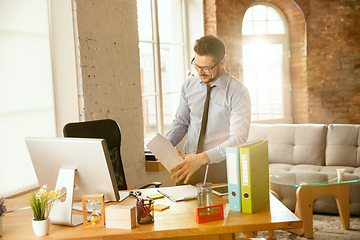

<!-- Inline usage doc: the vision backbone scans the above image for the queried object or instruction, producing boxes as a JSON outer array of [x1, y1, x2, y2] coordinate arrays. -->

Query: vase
[[0, 217, 2, 237], [32, 218, 51, 236]]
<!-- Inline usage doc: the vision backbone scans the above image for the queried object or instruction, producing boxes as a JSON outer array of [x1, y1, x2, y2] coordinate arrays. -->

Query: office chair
[[63, 119, 161, 190]]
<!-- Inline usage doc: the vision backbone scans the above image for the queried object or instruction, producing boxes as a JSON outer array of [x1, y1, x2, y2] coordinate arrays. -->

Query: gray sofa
[[248, 123, 360, 216]]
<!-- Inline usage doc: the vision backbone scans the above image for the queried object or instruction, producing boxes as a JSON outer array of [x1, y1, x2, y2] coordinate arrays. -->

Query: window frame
[[242, 3, 292, 124], [138, 0, 204, 142]]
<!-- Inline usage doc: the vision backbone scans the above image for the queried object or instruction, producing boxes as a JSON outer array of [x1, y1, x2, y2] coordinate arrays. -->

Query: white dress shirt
[[165, 69, 251, 164]]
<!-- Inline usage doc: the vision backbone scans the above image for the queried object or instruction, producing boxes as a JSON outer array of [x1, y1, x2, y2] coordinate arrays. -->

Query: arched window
[[242, 4, 292, 123]]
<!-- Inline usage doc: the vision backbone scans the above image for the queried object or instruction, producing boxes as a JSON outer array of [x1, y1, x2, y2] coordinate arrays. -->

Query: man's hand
[[170, 151, 210, 184]]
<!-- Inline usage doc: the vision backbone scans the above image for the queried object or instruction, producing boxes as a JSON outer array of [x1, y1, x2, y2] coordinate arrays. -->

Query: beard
[[199, 67, 222, 85]]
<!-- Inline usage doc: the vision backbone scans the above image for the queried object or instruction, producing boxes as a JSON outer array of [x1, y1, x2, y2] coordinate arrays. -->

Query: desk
[[2, 188, 301, 240]]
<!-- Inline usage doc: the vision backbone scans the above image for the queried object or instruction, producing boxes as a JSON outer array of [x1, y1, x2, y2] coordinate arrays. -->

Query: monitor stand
[[49, 168, 83, 226]]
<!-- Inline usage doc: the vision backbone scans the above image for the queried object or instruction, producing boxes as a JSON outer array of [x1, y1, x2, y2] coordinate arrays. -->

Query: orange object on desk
[[196, 204, 224, 224], [153, 204, 170, 211]]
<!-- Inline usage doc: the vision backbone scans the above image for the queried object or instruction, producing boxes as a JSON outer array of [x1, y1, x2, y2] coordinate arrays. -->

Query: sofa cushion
[[247, 123, 268, 141], [249, 123, 327, 166], [268, 163, 293, 172], [267, 124, 296, 164], [326, 124, 360, 167], [293, 124, 327, 165]]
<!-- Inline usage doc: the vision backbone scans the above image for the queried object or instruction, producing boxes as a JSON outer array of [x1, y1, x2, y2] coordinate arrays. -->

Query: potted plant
[[29, 185, 60, 236], [0, 197, 6, 237]]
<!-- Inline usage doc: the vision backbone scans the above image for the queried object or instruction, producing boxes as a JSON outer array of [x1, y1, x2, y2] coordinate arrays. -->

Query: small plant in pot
[[29, 185, 60, 236]]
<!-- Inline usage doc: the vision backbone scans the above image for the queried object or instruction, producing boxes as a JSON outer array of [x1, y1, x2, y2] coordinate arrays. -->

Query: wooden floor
[[240, 214, 360, 240]]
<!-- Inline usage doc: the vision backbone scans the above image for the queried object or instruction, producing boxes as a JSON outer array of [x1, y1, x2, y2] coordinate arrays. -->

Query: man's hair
[[193, 35, 226, 62]]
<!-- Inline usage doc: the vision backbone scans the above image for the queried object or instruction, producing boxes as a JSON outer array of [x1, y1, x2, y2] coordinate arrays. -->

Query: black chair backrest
[[63, 119, 127, 190]]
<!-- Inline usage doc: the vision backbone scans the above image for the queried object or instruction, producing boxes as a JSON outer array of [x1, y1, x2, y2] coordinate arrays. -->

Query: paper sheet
[[146, 133, 183, 172]]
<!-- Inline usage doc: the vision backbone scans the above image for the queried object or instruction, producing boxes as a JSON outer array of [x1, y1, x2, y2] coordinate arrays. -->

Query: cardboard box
[[105, 205, 136, 229]]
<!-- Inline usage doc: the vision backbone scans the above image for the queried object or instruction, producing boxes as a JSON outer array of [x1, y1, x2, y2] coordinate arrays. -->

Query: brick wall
[[203, 0, 217, 35], [285, 2, 308, 123], [305, 0, 360, 124], [204, 0, 360, 124], [204, 0, 308, 123], [73, 0, 147, 189], [216, 0, 244, 80]]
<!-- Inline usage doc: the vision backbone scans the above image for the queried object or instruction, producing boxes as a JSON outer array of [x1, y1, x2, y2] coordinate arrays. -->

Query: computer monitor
[[25, 137, 120, 226]]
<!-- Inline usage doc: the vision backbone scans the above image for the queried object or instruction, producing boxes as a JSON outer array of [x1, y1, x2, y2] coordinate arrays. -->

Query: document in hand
[[145, 133, 183, 172]]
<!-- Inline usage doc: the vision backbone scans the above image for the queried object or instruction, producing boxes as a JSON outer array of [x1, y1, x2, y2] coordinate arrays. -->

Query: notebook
[[157, 185, 198, 202]]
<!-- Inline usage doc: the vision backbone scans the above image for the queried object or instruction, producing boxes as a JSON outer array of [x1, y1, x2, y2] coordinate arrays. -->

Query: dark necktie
[[196, 84, 216, 154]]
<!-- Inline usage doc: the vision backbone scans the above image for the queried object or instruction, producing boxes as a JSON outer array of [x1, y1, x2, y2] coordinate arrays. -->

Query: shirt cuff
[[204, 147, 224, 164]]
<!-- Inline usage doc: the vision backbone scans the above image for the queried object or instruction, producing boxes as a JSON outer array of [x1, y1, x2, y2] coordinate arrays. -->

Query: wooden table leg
[[289, 197, 305, 236], [243, 231, 258, 238], [333, 183, 350, 230], [264, 230, 274, 240], [289, 183, 350, 239], [292, 186, 314, 238]]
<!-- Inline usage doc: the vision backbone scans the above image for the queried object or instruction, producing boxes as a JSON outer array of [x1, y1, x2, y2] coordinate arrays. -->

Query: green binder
[[240, 140, 269, 213]]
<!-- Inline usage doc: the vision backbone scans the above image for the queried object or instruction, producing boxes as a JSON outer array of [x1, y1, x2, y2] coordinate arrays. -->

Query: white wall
[[72, 0, 151, 189], [0, 0, 56, 197], [49, 0, 81, 135]]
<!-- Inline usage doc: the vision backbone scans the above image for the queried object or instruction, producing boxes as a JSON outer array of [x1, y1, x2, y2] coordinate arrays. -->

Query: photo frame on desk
[[82, 194, 105, 228]]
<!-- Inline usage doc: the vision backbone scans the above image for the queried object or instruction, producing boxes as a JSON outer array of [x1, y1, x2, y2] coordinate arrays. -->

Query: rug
[[237, 214, 360, 239]]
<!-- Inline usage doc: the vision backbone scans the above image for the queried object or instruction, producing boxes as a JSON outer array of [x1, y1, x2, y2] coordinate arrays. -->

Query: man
[[165, 35, 251, 184]]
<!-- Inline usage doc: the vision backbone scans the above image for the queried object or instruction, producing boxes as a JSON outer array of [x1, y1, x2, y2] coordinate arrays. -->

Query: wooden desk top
[[2, 187, 301, 240]]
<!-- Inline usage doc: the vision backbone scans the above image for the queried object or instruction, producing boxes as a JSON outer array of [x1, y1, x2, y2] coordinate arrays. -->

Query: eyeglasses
[[191, 57, 221, 74]]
